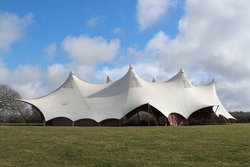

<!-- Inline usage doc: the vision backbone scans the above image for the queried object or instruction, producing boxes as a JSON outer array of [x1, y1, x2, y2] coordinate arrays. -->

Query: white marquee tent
[[20, 66, 235, 126]]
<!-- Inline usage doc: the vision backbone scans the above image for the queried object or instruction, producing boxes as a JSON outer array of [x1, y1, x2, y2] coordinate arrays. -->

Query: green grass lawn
[[0, 124, 249, 167]]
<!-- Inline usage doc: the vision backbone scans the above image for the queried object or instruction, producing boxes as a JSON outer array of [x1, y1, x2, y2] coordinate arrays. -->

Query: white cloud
[[86, 16, 101, 27], [113, 27, 124, 35], [61, 35, 120, 65], [0, 59, 9, 81], [0, 61, 94, 99], [46, 63, 96, 89], [12, 65, 42, 85], [0, 62, 41, 86], [146, 31, 170, 52], [96, 65, 129, 81], [46, 63, 69, 89], [14, 82, 47, 99], [1, 33, 121, 99], [73, 65, 95, 80], [0, 12, 33, 52], [133, 63, 168, 81], [0, 60, 45, 98], [44, 42, 57, 58], [96, 62, 168, 82], [136, 0, 173, 30]]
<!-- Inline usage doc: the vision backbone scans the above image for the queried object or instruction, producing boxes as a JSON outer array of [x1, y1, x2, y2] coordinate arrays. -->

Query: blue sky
[[0, 0, 250, 111], [0, 0, 183, 70]]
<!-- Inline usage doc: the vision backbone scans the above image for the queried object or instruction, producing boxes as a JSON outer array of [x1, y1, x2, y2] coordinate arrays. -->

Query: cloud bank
[[62, 35, 120, 65], [0, 12, 33, 52], [136, 0, 173, 30]]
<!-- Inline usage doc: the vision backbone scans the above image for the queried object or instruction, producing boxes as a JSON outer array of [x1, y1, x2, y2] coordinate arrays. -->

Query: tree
[[230, 111, 250, 123], [0, 85, 26, 123]]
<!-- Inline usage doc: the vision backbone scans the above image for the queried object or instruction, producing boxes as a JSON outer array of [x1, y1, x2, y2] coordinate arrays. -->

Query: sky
[[0, 0, 250, 111]]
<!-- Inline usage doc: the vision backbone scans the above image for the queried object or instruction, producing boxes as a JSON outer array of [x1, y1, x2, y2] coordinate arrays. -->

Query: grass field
[[0, 124, 249, 167]]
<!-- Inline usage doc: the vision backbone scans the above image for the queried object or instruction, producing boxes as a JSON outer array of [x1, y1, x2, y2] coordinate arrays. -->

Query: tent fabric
[[20, 66, 235, 125]]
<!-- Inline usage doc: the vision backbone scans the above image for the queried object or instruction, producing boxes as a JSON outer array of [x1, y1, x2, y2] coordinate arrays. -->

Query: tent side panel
[[74, 119, 99, 126], [99, 119, 121, 126], [46, 117, 72, 126]]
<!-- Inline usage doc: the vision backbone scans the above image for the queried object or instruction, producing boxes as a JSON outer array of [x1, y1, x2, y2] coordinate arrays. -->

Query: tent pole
[[147, 104, 150, 126], [223, 116, 227, 124], [3, 108, 7, 126], [148, 104, 158, 126], [137, 112, 140, 125], [13, 99, 26, 123], [214, 105, 219, 114], [152, 106, 158, 126]]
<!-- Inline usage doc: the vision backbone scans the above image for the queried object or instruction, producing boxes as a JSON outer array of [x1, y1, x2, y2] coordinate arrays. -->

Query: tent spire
[[179, 68, 184, 73], [206, 78, 216, 86], [69, 70, 75, 76], [106, 76, 112, 83], [129, 64, 133, 69]]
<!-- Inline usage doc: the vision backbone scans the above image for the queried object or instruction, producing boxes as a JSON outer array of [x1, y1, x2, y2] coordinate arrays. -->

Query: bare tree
[[0, 85, 26, 123]]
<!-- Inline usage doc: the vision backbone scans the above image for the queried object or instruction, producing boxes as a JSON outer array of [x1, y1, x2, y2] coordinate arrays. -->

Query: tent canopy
[[20, 66, 235, 125]]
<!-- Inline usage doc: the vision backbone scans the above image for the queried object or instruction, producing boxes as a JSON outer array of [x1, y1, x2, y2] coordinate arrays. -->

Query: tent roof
[[21, 66, 235, 122]]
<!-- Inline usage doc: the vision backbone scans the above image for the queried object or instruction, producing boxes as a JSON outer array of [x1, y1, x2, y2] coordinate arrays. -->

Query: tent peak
[[106, 76, 112, 83], [166, 68, 192, 88], [211, 78, 216, 83], [125, 65, 143, 88], [69, 70, 75, 76], [206, 78, 216, 86], [152, 78, 156, 83], [179, 68, 184, 73]]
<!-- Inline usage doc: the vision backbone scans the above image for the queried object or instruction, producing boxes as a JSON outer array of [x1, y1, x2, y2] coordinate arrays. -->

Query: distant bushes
[[230, 111, 250, 123]]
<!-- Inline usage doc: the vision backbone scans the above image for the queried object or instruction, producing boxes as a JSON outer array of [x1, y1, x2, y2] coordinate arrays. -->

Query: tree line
[[0, 85, 43, 124], [229, 111, 250, 123]]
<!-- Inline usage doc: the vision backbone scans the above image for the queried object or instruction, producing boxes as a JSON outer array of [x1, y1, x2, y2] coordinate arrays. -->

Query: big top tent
[[20, 66, 235, 126]]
